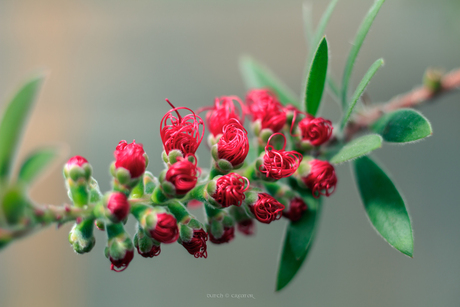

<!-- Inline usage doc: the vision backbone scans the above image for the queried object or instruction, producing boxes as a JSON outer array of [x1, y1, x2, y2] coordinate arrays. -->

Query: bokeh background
[[0, 0, 459, 306]]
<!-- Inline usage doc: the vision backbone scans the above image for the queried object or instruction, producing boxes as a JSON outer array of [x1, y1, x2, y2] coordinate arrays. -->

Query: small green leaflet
[[0, 74, 45, 181], [341, 58, 384, 130], [341, 0, 385, 107], [18, 147, 61, 185], [305, 37, 328, 116], [330, 134, 382, 164], [353, 156, 414, 257], [371, 108, 432, 143], [239, 56, 300, 107]]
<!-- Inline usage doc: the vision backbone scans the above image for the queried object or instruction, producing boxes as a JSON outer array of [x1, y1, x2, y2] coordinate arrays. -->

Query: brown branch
[[345, 68, 460, 139]]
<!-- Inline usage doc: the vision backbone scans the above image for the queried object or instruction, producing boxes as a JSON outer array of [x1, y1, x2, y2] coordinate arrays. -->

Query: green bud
[[68, 219, 96, 254], [168, 149, 183, 164], [216, 159, 233, 172]]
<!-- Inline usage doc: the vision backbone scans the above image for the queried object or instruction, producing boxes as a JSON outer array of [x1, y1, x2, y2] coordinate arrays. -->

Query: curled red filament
[[182, 228, 208, 258], [297, 116, 333, 146], [217, 119, 249, 167], [283, 197, 307, 222], [250, 193, 285, 224], [302, 160, 337, 198], [165, 155, 199, 195], [136, 244, 161, 258], [246, 88, 286, 133], [209, 226, 235, 244], [259, 133, 303, 180], [160, 99, 204, 155], [237, 219, 255, 236], [114, 140, 146, 178], [150, 213, 179, 244], [212, 173, 250, 208], [110, 249, 134, 273]]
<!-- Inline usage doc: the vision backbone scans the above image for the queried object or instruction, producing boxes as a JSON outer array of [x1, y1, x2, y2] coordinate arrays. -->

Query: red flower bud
[[297, 116, 333, 146], [197, 96, 245, 137], [209, 226, 235, 244], [302, 160, 337, 198], [249, 193, 284, 224], [283, 197, 307, 222], [237, 219, 255, 236], [149, 213, 179, 244], [107, 192, 130, 222], [182, 228, 208, 258], [212, 173, 249, 208], [165, 156, 199, 195], [160, 99, 204, 156], [66, 155, 88, 168], [136, 244, 161, 258], [114, 140, 147, 178], [217, 119, 249, 167], [110, 249, 134, 272], [246, 89, 286, 133], [259, 133, 302, 180]]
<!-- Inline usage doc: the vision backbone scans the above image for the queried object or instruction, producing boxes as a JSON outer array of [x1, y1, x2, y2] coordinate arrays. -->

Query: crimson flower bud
[[197, 96, 245, 137], [246, 88, 286, 133], [283, 197, 307, 222], [237, 219, 255, 236], [106, 192, 130, 223], [302, 160, 337, 198], [181, 228, 208, 258], [297, 116, 333, 146], [211, 173, 249, 208], [259, 133, 302, 180], [134, 228, 161, 258], [164, 156, 199, 196], [209, 226, 235, 244], [105, 225, 134, 272], [109, 250, 134, 272], [149, 213, 179, 244], [215, 119, 249, 168], [63, 156, 92, 207], [160, 99, 204, 156], [249, 193, 284, 224], [114, 140, 148, 179]]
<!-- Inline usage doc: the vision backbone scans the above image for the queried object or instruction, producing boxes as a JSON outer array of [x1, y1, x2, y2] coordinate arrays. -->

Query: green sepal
[[216, 159, 233, 173], [179, 223, 194, 242], [68, 219, 96, 254], [143, 171, 158, 195]]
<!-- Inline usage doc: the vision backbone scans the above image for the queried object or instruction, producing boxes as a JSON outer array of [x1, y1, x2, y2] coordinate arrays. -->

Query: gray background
[[0, 0, 459, 306]]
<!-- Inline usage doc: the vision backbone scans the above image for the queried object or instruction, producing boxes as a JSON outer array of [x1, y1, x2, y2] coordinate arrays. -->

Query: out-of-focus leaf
[[353, 156, 413, 257], [0, 74, 45, 181], [18, 147, 60, 185], [1, 185, 28, 225], [371, 108, 432, 143], [341, 59, 384, 130], [341, 0, 385, 107], [239, 56, 300, 107], [330, 134, 382, 164], [305, 37, 328, 116]]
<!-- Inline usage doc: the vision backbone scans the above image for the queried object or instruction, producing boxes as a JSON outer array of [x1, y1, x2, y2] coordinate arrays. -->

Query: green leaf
[[371, 108, 432, 143], [0, 74, 45, 181], [288, 193, 320, 259], [18, 147, 60, 185], [341, 0, 385, 107], [239, 56, 300, 107], [276, 199, 321, 291], [353, 156, 413, 257], [330, 134, 382, 164], [341, 58, 384, 130], [305, 37, 328, 116]]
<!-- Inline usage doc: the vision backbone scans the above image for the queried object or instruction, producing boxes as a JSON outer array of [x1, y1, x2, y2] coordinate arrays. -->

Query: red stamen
[[217, 119, 249, 167], [212, 173, 250, 208]]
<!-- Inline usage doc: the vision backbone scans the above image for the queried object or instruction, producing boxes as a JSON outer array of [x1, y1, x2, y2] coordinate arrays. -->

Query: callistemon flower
[[114, 140, 147, 178], [106, 192, 130, 223], [164, 156, 199, 195], [160, 99, 204, 156], [297, 116, 333, 146], [216, 119, 249, 167], [105, 231, 135, 272], [283, 197, 307, 222], [197, 96, 245, 137], [237, 219, 255, 235], [209, 226, 235, 244], [64, 155, 92, 181], [181, 228, 208, 258], [302, 160, 337, 198], [246, 88, 287, 133], [211, 173, 249, 208], [249, 193, 285, 224], [149, 213, 179, 244], [259, 133, 303, 180]]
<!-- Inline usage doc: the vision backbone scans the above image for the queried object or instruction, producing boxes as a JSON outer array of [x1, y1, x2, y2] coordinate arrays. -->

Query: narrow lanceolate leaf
[[341, 0, 385, 107], [305, 37, 328, 116], [239, 56, 300, 107], [276, 198, 321, 291], [0, 74, 45, 181], [353, 156, 413, 257], [18, 147, 61, 185], [371, 108, 432, 143], [330, 134, 382, 164], [341, 58, 384, 130]]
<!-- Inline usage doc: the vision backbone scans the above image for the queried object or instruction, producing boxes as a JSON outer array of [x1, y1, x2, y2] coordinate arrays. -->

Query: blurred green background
[[0, 0, 459, 306]]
